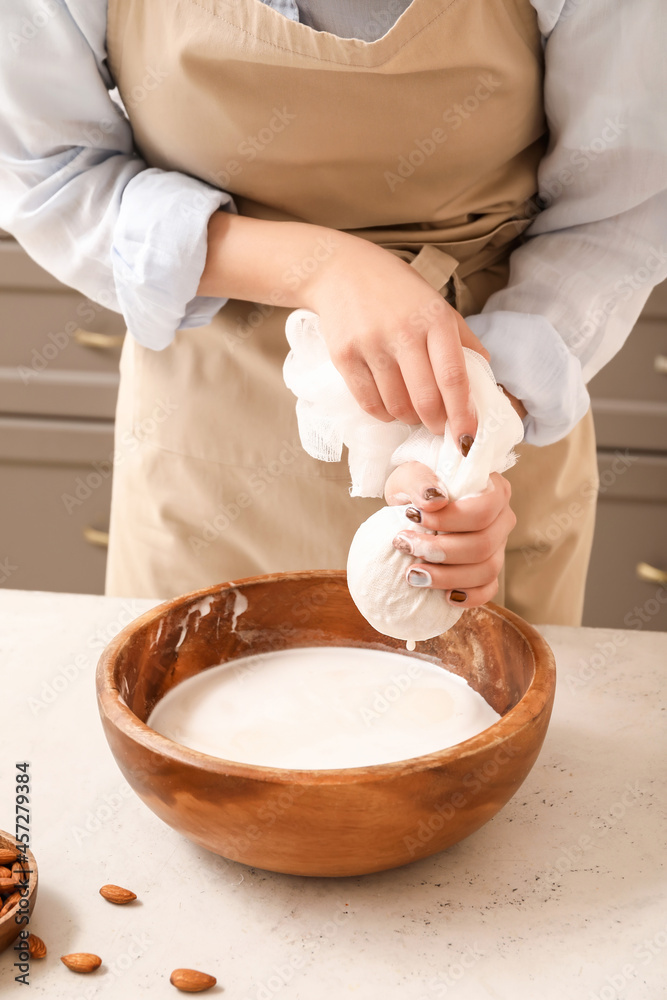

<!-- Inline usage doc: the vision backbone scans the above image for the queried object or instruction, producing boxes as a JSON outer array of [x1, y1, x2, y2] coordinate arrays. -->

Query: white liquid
[[147, 646, 500, 770]]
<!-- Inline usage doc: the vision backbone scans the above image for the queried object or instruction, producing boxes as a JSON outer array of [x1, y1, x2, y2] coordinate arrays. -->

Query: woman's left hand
[[384, 463, 516, 609]]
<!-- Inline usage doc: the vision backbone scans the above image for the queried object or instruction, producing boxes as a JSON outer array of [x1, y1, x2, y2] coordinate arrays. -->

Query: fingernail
[[449, 589, 467, 603], [392, 532, 413, 555], [459, 435, 474, 458], [407, 569, 432, 588], [405, 507, 422, 523], [423, 487, 447, 502]]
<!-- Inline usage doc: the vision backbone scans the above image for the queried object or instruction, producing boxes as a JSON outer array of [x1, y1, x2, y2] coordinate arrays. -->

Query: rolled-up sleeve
[[466, 0, 667, 446], [0, 0, 236, 350]]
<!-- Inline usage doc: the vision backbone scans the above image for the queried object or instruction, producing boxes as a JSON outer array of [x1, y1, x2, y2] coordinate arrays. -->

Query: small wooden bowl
[[0, 830, 38, 953], [96, 571, 555, 877]]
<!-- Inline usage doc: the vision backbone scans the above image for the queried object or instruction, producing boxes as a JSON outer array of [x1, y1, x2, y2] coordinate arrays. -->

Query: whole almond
[[60, 953, 102, 974], [0, 890, 21, 917], [170, 968, 217, 992], [0, 867, 11, 880], [12, 861, 29, 886], [0, 848, 18, 866], [28, 934, 47, 959], [99, 884, 137, 905], [0, 877, 16, 895]]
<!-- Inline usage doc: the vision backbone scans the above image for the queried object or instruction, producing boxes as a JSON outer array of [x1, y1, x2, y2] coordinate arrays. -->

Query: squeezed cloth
[[283, 308, 525, 640]]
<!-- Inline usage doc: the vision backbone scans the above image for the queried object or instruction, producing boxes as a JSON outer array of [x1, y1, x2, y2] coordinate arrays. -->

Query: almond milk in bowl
[[95, 571, 556, 877]]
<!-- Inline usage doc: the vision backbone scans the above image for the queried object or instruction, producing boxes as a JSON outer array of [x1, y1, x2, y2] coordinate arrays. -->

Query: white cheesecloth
[[283, 309, 526, 642]]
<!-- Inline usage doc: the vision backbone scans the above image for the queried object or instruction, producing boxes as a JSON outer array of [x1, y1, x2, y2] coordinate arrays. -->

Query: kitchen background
[[1, 229, 666, 630]]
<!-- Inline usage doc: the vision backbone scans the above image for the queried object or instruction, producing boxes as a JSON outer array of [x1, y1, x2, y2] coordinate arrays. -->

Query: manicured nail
[[423, 487, 446, 502], [459, 435, 474, 458], [449, 589, 467, 603], [405, 507, 422, 523], [392, 532, 413, 555], [407, 569, 432, 588]]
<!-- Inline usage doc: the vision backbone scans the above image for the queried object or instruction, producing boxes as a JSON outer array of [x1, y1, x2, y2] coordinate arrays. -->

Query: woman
[[0, 0, 665, 623]]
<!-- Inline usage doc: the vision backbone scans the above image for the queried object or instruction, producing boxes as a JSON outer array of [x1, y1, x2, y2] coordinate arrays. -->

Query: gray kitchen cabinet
[[584, 281, 667, 630], [0, 417, 115, 594], [0, 236, 124, 594]]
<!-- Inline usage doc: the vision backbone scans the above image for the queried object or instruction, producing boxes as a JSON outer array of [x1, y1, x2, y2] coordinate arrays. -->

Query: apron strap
[[387, 216, 532, 316]]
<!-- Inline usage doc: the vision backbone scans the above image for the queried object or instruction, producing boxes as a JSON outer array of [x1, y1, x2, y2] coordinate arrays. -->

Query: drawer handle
[[83, 526, 110, 549], [654, 355, 667, 375], [636, 561, 667, 585], [74, 328, 124, 350]]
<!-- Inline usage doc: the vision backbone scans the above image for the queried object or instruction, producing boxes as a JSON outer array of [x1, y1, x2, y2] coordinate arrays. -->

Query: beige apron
[[104, 0, 598, 625]]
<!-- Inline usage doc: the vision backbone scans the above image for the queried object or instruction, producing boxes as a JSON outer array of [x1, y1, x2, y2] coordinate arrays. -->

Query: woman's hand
[[198, 213, 496, 448], [301, 232, 489, 447], [384, 462, 516, 609]]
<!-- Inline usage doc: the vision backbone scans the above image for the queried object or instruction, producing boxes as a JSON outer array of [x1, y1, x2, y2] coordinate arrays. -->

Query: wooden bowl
[[0, 830, 38, 953], [96, 571, 556, 877]]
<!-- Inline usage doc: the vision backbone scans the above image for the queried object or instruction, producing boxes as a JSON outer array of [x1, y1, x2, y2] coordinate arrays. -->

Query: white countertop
[[0, 589, 665, 999]]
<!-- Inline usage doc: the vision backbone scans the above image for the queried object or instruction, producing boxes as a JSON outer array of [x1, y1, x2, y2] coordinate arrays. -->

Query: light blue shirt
[[0, 0, 666, 446]]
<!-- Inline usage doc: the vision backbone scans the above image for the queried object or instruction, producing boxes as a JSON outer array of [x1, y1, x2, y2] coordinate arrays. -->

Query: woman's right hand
[[199, 214, 487, 446], [301, 231, 487, 445]]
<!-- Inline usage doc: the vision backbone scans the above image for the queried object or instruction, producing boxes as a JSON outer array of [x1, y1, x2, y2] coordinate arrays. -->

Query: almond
[[0, 867, 11, 880], [99, 884, 137, 905], [12, 861, 29, 886], [60, 953, 102, 974], [0, 890, 21, 917], [0, 877, 16, 896], [28, 934, 47, 959], [169, 968, 217, 992], [0, 848, 18, 866]]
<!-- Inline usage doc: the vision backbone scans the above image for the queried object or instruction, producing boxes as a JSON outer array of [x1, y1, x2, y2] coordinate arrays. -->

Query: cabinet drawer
[[0, 290, 125, 373], [583, 452, 667, 631], [588, 319, 667, 405], [0, 417, 114, 595], [589, 318, 667, 451], [0, 285, 125, 419]]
